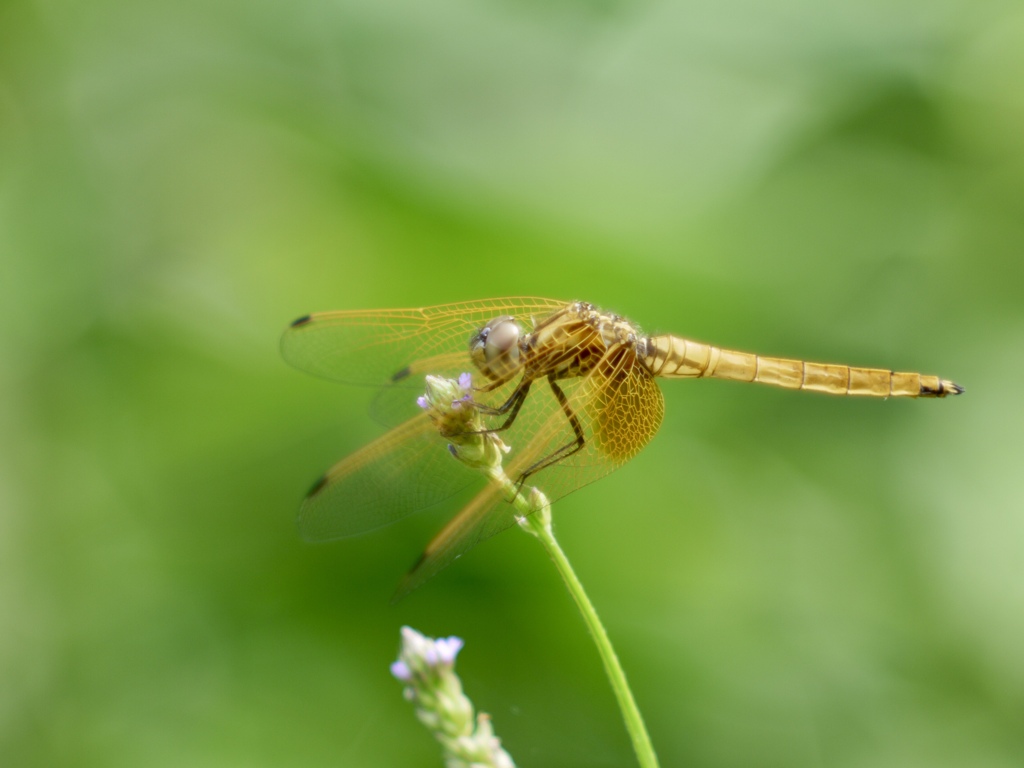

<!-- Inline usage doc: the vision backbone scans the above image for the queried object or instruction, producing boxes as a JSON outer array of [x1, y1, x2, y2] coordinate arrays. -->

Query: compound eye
[[469, 316, 521, 380]]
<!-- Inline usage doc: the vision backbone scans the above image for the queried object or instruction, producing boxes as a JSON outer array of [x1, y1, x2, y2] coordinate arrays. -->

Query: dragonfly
[[282, 297, 962, 598]]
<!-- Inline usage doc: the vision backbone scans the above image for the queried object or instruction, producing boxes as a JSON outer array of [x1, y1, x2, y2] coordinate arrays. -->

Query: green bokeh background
[[3, 1, 1022, 766]]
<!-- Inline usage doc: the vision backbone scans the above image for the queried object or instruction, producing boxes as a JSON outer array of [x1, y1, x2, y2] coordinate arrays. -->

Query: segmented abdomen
[[643, 335, 962, 398]]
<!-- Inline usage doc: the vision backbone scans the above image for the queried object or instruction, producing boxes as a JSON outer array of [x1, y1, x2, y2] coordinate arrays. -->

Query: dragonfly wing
[[298, 413, 479, 541], [392, 480, 512, 600], [500, 346, 666, 506], [281, 297, 569, 387], [584, 351, 665, 465]]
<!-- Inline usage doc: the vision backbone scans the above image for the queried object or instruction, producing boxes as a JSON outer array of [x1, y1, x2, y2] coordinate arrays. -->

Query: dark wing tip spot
[[391, 365, 412, 382], [306, 474, 329, 498], [290, 314, 313, 328], [390, 552, 429, 603], [407, 550, 428, 573]]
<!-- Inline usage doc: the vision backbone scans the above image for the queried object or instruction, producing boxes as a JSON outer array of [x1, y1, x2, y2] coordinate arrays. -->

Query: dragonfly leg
[[513, 373, 585, 494], [449, 379, 534, 443], [472, 379, 532, 427]]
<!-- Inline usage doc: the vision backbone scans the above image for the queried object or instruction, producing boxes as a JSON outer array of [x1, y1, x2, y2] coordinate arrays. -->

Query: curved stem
[[518, 506, 659, 768]]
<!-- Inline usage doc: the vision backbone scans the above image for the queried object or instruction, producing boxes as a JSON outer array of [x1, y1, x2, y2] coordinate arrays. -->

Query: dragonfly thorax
[[470, 303, 651, 387], [571, 302, 645, 351], [515, 302, 650, 382]]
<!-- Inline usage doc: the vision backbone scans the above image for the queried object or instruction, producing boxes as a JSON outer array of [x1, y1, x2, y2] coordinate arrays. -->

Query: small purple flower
[[458, 372, 472, 391], [435, 636, 464, 665], [390, 660, 412, 682], [416, 395, 429, 410], [450, 394, 472, 410], [391, 627, 513, 767]]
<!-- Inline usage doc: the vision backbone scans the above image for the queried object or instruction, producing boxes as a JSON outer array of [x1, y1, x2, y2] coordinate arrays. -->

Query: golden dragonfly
[[282, 297, 962, 597]]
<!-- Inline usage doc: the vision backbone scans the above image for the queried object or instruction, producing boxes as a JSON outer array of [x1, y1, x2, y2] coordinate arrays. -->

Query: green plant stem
[[514, 493, 660, 768]]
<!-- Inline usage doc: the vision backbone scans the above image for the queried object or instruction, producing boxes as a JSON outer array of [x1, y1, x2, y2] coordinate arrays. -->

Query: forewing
[[297, 413, 480, 541], [281, 297, 568, 387]]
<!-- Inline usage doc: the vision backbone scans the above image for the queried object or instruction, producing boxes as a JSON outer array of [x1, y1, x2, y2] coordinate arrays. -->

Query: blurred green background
[[2, 0, 1022, 766]]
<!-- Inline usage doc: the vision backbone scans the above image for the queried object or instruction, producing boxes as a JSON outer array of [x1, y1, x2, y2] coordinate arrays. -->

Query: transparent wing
[[394, 346, 665, 599], [297, 412, 480, 541], [287, 298, 569, 544], [282, 297, 569, 428], [281, 297, 569, 386]]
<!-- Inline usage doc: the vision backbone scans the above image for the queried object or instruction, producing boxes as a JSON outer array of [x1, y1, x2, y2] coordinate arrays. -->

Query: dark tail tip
[[290, 314, 313, 328]]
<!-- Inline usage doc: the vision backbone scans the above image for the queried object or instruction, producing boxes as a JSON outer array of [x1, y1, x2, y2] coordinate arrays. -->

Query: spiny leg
[[471, 378, 533, 432], [444, 378, 534, 450], [513, 373, 586, 494]]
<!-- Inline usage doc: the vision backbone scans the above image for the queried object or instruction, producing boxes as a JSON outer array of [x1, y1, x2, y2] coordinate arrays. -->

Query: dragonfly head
[[469, 315, 522, 381]]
